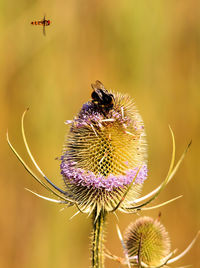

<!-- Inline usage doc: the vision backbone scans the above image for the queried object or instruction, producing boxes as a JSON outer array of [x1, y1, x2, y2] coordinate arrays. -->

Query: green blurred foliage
[[0, 0, 200, 267]]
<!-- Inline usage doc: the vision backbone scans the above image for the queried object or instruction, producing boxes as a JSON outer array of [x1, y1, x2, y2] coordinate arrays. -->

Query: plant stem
[[91, 209, 106, 268]]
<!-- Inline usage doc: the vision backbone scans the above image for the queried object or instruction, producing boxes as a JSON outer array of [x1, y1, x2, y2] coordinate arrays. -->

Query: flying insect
[[31, 15, 51, 36]]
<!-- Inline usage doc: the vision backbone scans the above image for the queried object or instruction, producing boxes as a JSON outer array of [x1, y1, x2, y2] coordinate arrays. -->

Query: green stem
[[91, 209, 106, 268]]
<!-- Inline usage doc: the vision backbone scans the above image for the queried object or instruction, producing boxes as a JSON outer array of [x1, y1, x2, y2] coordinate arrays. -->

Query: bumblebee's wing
[[91, 80, 105, 91], [95, 80, 105, 90]]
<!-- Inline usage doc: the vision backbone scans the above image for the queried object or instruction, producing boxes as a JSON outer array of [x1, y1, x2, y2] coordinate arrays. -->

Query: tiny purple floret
[[60, 161, 147, 191]]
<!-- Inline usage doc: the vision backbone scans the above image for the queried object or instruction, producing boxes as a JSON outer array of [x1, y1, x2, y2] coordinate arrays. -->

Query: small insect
[[91, 80, 115, 113], [31, 15, 51, 36]]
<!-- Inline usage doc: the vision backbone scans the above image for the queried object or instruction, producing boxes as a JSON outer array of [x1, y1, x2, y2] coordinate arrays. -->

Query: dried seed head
[[124, 216, 171, 266], [60, 81, 147, 213]]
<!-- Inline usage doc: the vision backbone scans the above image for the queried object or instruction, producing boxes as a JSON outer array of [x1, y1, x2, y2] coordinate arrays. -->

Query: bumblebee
[[91, 80, 114, 113]]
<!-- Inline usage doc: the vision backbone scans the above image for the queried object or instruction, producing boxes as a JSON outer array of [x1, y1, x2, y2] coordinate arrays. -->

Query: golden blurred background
[[1, 0, 200, 267]]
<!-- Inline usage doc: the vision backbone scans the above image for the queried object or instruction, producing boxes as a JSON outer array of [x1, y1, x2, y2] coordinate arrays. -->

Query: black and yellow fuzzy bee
[[91, 80, 114, 113]]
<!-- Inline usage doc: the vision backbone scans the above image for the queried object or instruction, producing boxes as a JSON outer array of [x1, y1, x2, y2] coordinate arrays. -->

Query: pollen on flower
[[60, 81, 147, 212]]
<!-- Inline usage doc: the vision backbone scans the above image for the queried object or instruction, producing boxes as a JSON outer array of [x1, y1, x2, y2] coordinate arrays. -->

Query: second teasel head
[[60, 81, 147, 214], [123, 216, 171, 267]]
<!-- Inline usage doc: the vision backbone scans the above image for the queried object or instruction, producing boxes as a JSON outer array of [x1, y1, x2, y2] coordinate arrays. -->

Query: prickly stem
[[91, 209, 107, 268]]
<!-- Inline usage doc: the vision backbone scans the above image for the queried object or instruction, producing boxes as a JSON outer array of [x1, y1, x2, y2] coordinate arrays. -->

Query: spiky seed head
[[60, 81, 147, 214], [124, 216, 171, 266]]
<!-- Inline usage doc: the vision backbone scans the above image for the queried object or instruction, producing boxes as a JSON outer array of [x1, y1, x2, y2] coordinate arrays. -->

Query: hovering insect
[[31, 15, 51, 36], [91, 80, 115, 113]]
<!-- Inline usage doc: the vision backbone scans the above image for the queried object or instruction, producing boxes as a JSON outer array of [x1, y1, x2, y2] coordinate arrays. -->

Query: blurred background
[[1, 0, 200, 267]]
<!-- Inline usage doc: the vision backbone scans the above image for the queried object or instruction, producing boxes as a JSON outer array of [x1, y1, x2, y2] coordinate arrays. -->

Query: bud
[[124, 216, 171, 266], [60, 81, 147, 214]]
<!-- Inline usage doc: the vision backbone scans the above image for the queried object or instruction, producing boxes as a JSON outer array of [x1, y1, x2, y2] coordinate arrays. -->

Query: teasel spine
[[91, 209, 107, 268]]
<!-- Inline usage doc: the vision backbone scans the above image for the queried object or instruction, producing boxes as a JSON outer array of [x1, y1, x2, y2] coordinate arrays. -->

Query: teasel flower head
[[7, 81, 191, 218], [60, 80, 147, 214], [124, 216, 171, 266], [107, 216, 199, 268]]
